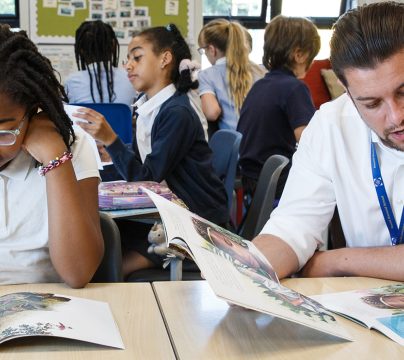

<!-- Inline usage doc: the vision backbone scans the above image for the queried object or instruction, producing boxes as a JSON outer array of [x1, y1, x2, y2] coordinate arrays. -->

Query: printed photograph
[[71, 1, 86, 10], [105, 10, 117, 18], [134, 6, 148, 16], [120, 10, 131, 18], [91, 12, 103, 20], [57, 5, 75, 16]]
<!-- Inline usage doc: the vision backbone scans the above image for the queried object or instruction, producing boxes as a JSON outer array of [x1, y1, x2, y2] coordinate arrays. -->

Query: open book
[[144, 189, 351, 342], [312, 284, 404, 345], [0, 292, 124, 348]]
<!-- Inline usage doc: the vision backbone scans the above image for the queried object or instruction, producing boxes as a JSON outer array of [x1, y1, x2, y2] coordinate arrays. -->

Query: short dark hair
[[74, 20, 119, 103], [0, 24, 74, 148], [330, 1, 404, 87], [262, 15, 320, 71]]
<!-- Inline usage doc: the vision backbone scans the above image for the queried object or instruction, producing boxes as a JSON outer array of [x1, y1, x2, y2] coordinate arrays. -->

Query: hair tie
[[166, 24, 172, 32], [179, 59, 201, 73]]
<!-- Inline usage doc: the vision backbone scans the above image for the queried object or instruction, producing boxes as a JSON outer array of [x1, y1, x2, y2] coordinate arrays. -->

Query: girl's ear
[[160, 50, 173, 69]]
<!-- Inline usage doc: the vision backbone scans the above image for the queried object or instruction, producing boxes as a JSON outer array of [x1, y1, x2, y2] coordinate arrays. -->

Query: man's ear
[[160, 50, 173, 69]]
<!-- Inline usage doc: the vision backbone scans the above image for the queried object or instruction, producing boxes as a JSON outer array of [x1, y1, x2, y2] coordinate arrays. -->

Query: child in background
[[197, 19, 262, 136], [237, 15, 320, 201], [0, 24, 103, 287], [65, 20, 136, 108], [73, 23, 228, 276]]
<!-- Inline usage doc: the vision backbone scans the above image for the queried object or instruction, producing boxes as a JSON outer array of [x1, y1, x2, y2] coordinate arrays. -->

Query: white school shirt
[[0, 127, 100, 284], [261, 93, 404, 269], [135, 84, 176, 162]]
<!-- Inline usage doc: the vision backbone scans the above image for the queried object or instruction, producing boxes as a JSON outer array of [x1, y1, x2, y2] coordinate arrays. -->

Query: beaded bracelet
[[38, 151, 73, 176]]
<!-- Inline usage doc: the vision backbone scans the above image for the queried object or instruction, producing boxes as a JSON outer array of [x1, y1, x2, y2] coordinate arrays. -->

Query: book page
[[313, 284, 404, 345], [144, 189, 351, 341], [0, 292, 124, 348]]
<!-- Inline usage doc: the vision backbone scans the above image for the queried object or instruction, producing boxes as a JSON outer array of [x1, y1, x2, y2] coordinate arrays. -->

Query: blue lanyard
[[371, 142, 404, 245]]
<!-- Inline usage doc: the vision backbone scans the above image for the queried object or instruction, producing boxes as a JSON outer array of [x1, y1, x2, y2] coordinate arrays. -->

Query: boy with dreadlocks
[[65, 20, 136, 108], [0, 24, 103, 287]]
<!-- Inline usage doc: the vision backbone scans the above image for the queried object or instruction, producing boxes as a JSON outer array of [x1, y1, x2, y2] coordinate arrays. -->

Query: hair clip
[[166, 24, 172, 32]]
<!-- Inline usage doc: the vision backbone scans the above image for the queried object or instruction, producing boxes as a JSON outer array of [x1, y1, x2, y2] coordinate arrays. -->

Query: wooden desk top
[[153, 278, 404, 360], [0, 283, 175, 360]]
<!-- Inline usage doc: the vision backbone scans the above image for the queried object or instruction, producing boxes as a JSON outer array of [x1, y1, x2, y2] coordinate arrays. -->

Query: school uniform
[[65, 66, 137, 108], [237, 68, 315, 196], [0, 127, 100, 284]]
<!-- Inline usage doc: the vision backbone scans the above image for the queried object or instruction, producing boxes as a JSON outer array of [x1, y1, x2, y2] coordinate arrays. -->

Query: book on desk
[[143, 188, 352, 342], [0, 292, 124, 348], [313, 284, 404, 345]]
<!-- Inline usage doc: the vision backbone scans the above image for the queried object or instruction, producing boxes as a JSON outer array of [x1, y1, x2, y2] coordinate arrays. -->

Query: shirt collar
[[215, 57, 226, 65], [0, 150, 35, 181], [135, 84, 176, 117]]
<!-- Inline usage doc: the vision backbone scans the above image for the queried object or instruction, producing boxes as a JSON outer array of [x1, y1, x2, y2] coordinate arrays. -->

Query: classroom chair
[[238, 154, 289, 240], [70, 103, 133, 144], [208, 129, 242, 217], [91, 212, 124, 282]]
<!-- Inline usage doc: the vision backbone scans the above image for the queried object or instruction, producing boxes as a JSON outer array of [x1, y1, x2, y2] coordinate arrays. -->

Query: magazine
[[0, 292, 124, 348], [143, 189, 352, 341], [312, 284, 404, 345]]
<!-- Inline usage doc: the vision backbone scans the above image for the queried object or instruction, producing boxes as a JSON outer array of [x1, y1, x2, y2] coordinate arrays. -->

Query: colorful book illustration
[[143, 189, 352, 342], [0, 292, 124, 348], [312, 284, 404, 345]]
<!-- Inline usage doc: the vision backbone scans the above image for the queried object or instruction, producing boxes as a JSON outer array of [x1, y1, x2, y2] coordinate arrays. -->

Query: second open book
[[144, 189, 351, 342]]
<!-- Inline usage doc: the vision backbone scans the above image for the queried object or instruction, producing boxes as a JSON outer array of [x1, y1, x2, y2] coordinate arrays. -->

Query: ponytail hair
[[137, 23, 198, 93], [198, 19, 252, 113]]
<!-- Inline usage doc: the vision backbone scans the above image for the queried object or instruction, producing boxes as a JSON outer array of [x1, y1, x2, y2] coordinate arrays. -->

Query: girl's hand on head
[[22, 111, 67, 164], [73, 108, 117, 146]]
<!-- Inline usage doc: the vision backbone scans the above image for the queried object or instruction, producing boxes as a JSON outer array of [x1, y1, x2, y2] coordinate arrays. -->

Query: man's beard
[[380, 125, 404, 152]]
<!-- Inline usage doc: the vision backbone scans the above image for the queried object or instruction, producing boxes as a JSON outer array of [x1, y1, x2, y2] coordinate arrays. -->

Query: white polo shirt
[[0, 126, 100, 284], [261, 93, 404, 268]]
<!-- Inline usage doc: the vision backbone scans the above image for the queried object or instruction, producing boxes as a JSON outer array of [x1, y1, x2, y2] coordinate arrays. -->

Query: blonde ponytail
[[226, 22, 252, 113], [199, 19, 253, 113]]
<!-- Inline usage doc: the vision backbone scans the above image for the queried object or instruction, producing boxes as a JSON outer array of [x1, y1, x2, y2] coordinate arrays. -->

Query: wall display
[[30, 0, 191, 44]]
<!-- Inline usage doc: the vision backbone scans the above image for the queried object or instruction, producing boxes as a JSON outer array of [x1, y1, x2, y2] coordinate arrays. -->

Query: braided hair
[[138, 23, 198, 93], [74, 20, 119, 103], [0, 24, 74, 148]]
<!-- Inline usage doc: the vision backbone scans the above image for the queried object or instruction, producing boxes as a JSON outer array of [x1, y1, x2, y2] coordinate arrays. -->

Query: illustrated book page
[[0, 292, 124, 348], [144, 189, 351, 341], [312, 284, 404, 345]]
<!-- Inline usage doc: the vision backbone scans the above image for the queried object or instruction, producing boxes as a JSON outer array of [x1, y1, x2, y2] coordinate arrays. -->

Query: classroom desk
[[100, 207, 159, 219], [0, 283, 175, 360], [153, 278, 404, 360]]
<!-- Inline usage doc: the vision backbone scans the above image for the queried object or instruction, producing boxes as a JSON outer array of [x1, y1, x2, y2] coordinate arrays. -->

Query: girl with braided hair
[[65, 20, 136, 108], [73, 23, 227, 276], [0, 24, 103, 287]]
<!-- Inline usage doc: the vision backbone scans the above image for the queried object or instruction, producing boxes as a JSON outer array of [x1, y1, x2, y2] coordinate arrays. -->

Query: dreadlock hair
[[137, 23, 198, 93], [198, 19, 252, 113], [74, 20, 119, 103], [0, 24, 74, 148]]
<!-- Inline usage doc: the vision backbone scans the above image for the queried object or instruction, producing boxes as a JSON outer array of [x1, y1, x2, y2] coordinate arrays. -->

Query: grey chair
[[238, 154, 290, 240], [91, 212, 124, 282]]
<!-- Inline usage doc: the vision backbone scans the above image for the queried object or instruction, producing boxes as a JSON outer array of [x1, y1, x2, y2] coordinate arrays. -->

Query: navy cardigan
[[106, 92, 228, 225]]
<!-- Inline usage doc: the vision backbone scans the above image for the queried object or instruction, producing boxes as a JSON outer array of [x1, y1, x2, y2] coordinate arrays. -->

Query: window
[[203, 0, 269, 29], [0, 0, 19, 28], [203, 0, 356, 29]]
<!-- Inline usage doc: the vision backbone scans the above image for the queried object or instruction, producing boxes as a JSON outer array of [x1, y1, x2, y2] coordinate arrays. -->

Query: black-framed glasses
[[0, 114, 27, 146], [197, 46, 208, 55]]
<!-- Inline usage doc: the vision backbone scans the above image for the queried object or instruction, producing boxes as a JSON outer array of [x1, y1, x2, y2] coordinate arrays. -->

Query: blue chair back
[[70, 103, 133, 144], [209, 129, 242, 213]]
